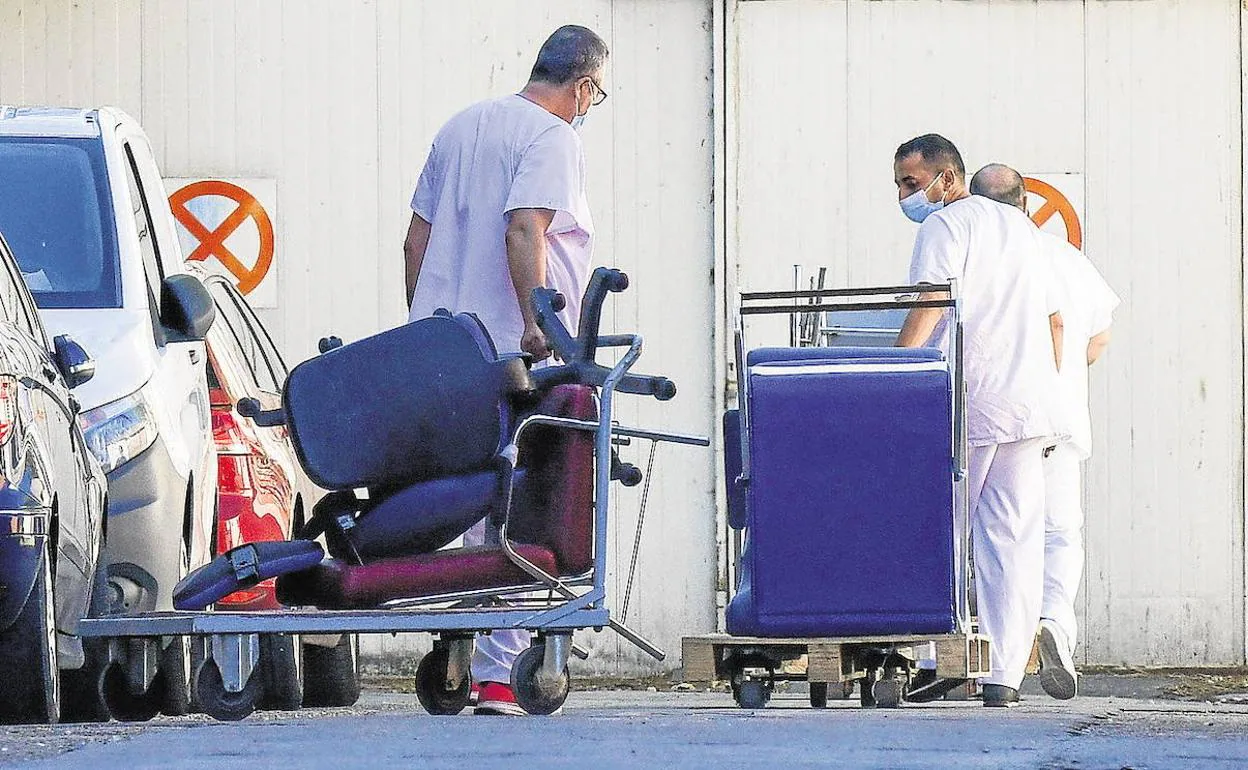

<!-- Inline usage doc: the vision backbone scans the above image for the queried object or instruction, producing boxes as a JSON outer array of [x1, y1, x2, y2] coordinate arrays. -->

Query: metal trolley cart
[[75, 268, 708, 721], [683, 282, 990, 709]]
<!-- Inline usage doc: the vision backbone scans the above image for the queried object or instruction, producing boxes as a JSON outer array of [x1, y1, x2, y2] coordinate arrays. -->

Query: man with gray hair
[[970, 163, 1120, 702], [403, 24, 609, 715]]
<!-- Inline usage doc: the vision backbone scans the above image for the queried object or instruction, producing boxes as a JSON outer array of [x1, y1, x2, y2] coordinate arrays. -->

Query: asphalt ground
[[2, 673, 1248, 769]]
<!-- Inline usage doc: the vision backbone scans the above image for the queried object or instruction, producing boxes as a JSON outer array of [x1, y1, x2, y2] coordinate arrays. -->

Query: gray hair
[[969, 163, 1026, 210], [529, 25, 609, 86]]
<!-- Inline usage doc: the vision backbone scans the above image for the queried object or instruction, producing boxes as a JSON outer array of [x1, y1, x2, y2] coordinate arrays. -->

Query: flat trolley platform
[[682, 632, 991, 709]]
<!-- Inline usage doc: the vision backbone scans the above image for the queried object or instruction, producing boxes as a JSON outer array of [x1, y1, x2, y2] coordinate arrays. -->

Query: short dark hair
[[894, 134, 966, 179], [529, 25, 609, 86], [969, 164, 1026, 209]]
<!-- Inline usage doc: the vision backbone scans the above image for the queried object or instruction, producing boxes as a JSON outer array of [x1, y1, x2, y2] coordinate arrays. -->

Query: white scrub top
[[909, 195, 1066, 447], [408, 94, 594, 353], [1040, 231, 1120, 459]]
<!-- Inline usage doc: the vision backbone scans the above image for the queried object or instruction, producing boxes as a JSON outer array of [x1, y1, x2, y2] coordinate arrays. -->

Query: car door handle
[[189, 350, 201, 364]]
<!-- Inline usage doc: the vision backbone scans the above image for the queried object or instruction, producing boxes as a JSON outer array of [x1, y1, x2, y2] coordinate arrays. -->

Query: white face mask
[[899, 172, 948, 223]]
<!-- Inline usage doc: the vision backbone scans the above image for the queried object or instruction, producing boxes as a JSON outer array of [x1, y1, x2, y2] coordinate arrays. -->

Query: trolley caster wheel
[[414, 647, 471, 716], [193, 659, 263, 721], [734, 679, 772, 709], [510, 645, 570, 716], [99, 663, 165, 723], [872, 678, 905, 709], [809, 682, 829, 709]]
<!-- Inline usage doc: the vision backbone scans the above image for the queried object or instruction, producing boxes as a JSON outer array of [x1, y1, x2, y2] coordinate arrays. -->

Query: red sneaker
[[474, 682, 526, 716]]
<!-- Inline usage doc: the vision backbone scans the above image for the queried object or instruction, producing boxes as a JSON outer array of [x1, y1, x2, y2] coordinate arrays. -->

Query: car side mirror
[[53, 334, 96, 389], [160, 274, 216, 341]]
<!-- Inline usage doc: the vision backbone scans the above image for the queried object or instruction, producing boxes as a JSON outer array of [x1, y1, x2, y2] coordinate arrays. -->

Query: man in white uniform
[[892, 135, 1065, 707], [402, 25, 607, 715], [970, 164, 1120, 700]]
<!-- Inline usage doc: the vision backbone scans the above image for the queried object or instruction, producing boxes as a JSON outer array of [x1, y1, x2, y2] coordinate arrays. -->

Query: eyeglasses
[[586, 77, 608, 107]]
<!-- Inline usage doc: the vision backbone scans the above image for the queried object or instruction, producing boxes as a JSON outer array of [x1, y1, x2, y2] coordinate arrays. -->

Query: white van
[[0, 106, 217, 716]]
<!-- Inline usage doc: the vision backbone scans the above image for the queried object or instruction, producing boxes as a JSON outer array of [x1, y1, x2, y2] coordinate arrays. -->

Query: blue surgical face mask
[[571, 87, 589, 132], [899, 172, 948, 223]]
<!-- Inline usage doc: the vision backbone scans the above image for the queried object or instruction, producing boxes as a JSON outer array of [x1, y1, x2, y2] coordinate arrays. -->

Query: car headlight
[[78, 391, 159, 474]]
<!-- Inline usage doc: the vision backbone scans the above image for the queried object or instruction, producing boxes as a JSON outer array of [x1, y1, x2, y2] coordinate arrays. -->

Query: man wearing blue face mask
[[894, 134, 970, 223], [893, 135, 1067, 708], [403, 24, 607, 716]]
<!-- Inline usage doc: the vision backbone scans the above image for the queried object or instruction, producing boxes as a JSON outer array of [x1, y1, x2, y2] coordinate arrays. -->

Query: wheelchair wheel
[[100, 663, 164, 723], [414, 647, 471, 715], [193, 659, 262, 721], [511, 644, 570, 716], [809, 682, 829, 709]]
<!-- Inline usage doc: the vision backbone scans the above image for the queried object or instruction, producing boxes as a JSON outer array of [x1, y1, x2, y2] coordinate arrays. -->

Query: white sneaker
[[1037, 619, 1078, 700]]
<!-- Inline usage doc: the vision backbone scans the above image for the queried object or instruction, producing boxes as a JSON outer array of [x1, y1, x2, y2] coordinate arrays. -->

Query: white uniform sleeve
[[504, 125, 584, 225], [909, 215, 963, 286], [410, 142, 440, 221], [1081, 257, 1120, 335]]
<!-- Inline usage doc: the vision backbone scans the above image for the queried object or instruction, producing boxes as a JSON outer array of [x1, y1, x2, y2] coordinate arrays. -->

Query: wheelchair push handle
[[236, 397, 288, 428]]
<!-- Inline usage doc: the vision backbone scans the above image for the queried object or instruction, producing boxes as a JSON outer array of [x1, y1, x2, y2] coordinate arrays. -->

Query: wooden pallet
[[682, 632, 991, 684]]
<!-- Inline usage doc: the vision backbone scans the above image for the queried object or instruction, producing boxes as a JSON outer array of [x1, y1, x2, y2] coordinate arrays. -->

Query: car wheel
[[0, 543, 60, 723], [61, 557, 111, 723], [260, 634, 304, 711], [160, 538, 193, 716], [302, 634, 360, 707]]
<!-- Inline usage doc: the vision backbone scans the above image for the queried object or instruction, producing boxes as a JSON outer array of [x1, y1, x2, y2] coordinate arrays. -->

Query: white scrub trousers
[[969, 438, 1047, 690], [1041, 442, 1083, 651], [465, 519, 531, 686]]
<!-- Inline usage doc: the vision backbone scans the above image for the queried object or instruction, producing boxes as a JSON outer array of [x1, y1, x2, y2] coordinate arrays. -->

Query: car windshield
[[0, 137, 122, 308]]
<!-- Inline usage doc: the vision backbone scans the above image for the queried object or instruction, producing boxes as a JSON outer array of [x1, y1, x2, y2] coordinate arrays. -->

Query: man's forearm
[[1087, 328, 1111, 365], [1050, 312, 1064, 372], [505, 221, 548, 328], [404, 214, 432, 307], [896, 300, 945, 348]]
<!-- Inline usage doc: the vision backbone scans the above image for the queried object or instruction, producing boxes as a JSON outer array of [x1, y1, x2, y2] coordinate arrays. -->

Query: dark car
[[0, 232, 107, 724], [197, 269, 359, 709]]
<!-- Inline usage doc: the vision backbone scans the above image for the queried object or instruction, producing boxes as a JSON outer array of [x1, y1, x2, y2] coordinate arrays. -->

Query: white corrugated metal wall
[[728, 0, 1245, 666], [0, 0, 718, 673], [2, 0, 1246, 670]]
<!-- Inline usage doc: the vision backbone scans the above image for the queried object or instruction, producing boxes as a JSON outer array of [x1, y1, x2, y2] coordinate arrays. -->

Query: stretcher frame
[[76, 328, 709, 719], [697, 282, 985, 709]]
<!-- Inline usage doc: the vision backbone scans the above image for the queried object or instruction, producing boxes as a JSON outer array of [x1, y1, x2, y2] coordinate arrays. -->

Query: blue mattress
[[725, 351, 957, 638]]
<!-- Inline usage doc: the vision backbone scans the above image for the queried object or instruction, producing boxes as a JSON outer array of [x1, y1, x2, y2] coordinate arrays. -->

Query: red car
[[197, 269, 361, 710]]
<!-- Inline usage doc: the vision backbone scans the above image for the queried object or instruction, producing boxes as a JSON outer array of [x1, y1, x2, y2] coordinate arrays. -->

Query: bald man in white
[[971, 164, 1120, 701]]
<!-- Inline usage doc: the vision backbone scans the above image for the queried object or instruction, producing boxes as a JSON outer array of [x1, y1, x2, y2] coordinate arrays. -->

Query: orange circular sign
[[169, 180, 275, 295], [1023, 177, 1082, 250]]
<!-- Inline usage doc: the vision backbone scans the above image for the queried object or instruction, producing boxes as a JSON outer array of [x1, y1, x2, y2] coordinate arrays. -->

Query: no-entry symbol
[[169, 179, 277, 302], [1023, 176, 1083, 250]]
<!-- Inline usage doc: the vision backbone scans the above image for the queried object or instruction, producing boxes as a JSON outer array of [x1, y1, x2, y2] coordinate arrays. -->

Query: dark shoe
[[982, 684, 1020, 708], [904, 669, 967, 703]]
